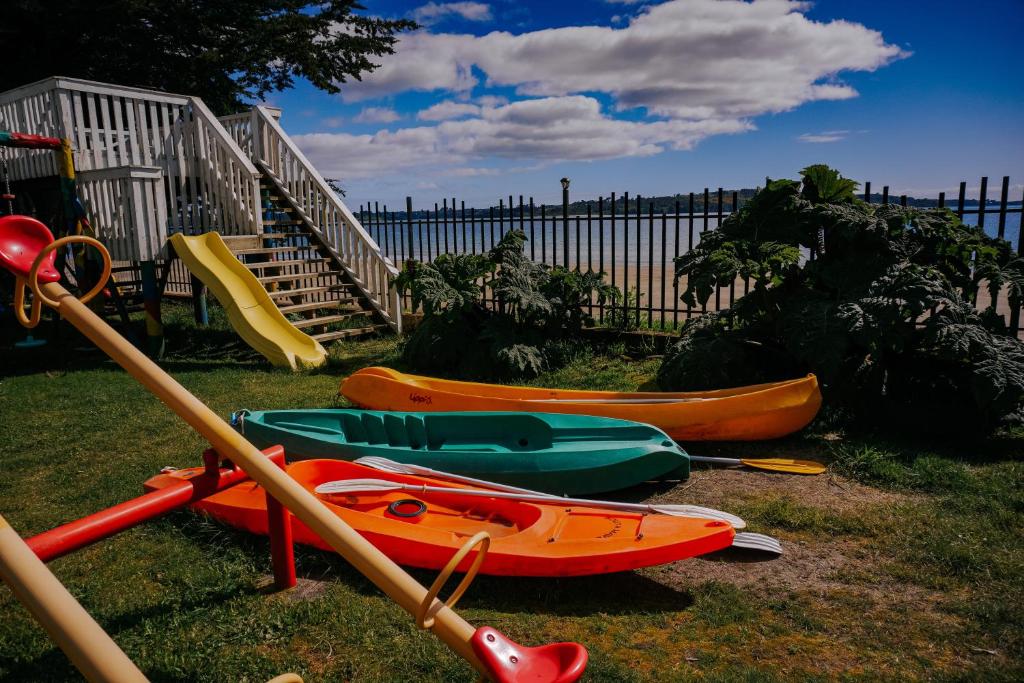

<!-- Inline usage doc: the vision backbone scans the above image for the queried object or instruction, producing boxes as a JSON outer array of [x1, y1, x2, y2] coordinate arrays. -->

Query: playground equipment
[[145, 458, 736, 577], [170, 231, 328, 369], [232, 408, 688, 495], [0, 213, 587, 682], [342, 366, 823, 441]]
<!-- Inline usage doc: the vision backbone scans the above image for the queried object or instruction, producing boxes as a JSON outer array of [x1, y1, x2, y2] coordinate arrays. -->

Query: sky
[[267, 0, 1024, 209]]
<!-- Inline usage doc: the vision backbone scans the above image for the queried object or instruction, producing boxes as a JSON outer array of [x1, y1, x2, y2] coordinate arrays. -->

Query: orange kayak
[[144, 459, 734, 576], [340, 367, 822, 441]]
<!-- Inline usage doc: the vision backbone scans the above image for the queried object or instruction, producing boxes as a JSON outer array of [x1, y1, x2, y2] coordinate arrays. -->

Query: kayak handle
[[416, 531, 490, 630], [15, 235, 111, 328]]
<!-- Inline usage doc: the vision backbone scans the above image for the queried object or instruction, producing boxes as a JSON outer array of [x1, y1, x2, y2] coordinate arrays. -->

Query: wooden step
[[259, 232, 306, 240], [267, 284, 347, 300], [278, 299, 356, 314], [244, 258, 329, 270], [262, 219, 302, 227], [292, 313, 362, 329], [234, 246, 314, 256], [311, 326, 384, 343], [258, 272, 332, 285]]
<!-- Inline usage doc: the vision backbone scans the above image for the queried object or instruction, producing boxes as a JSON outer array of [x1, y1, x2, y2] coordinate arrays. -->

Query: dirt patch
[[259, 576, 331, 601], [654, 467, 912, 512], [645, 537, 875, 593]]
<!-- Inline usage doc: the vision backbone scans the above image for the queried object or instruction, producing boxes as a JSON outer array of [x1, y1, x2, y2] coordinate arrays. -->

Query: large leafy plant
[[660, 165, 1024, 432], [394, 230, 619, 378]]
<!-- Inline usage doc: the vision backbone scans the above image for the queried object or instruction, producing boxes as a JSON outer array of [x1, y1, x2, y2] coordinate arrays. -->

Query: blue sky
[[269, 0, 1024, 208]]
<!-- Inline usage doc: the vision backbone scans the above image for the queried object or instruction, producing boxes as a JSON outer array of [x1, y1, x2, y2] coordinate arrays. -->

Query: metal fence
[[359, 176, 1023, 335]]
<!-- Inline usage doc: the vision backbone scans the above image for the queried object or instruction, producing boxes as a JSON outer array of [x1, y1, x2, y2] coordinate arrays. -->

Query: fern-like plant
[[394, 230, 621, 378], [660, 165, 1024, 433]]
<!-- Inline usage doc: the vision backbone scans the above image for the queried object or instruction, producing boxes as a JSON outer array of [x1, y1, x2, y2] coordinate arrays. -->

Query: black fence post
[[405, 196, 414, 262], [561, 177, 570, 268]]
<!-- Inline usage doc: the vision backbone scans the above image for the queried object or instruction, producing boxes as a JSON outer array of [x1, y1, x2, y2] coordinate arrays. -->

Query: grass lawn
[[1, 302, 1022, 682]]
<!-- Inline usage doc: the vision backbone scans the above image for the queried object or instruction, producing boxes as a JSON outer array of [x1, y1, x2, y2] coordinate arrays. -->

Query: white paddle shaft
[[319, 475, 745, 528], [688, 455, 744, 466]]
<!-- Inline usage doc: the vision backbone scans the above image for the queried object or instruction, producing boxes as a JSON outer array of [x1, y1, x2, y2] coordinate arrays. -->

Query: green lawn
[[0, 303, 1021, 681]]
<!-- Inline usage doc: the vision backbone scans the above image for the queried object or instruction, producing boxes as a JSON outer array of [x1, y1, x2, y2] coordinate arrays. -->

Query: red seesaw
[[0, 213, 587, 682]]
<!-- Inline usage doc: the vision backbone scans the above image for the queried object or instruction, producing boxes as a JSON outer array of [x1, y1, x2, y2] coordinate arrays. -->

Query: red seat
[[0, 215, 60, 282], [471, 627, 587, 683]]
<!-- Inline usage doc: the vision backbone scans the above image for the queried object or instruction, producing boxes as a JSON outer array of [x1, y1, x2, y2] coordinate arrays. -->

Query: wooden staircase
[[227, 175, 389, 343]]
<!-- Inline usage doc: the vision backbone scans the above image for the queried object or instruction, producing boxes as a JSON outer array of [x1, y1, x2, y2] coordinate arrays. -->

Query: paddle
[[352, 457, 784, 554], [687, 455, 826, 475], [315, 477, 747, 529], [729, 532, 783, 555]]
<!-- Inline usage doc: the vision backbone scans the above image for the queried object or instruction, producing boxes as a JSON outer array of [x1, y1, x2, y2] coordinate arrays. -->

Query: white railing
[[77, 166, 168, 261], [222, 106, 402, 331], [0, 77, 262, 259]]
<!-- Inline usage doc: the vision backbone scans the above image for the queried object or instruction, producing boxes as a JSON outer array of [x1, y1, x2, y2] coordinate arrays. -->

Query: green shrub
[[394, 230, 619, 378], [659, 165, 1024, 433]]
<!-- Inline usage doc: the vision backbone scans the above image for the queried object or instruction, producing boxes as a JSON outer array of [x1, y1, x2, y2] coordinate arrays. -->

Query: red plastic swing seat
[[471, 627, 588, 683], [0, 215, 60, 282]]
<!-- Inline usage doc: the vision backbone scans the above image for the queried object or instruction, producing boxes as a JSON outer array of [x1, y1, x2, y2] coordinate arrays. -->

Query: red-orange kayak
[[145, 460, 734, 577], [340, 367, 822, 441]]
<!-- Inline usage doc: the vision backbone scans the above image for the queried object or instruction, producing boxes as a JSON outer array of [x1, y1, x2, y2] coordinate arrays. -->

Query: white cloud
[[445, 167, 502, 177], [314, 1, 905, 180], [418, 100, 482, 121], [344, 0, 906, 123], [798, 130, 850, 143], [474, 95, 508, 108], [412, 2, 492, 26], [295, 95, 751, 179], [353, 107, 401, 123]]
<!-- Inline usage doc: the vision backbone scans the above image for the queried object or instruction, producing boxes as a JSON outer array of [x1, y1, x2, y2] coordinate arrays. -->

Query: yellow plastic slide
[[169, 232, 327, 370]]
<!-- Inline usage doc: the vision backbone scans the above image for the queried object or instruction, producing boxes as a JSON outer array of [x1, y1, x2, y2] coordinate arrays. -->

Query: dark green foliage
[[660, 165, 1024, 433], [395, 230, 619, 378], [1, 1, 415, 115]]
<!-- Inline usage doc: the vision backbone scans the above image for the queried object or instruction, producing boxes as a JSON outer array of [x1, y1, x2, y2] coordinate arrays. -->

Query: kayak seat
[[471, 626, 587, 683], [422, 414, 553, 451]]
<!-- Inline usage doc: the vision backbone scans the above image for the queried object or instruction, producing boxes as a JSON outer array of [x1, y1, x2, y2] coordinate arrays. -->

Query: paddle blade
[[739, 458, 825, 475], [354, 456, 416, 474], [731, 532, 783, 555], [314, 478, 404, 495], [650, 504, 747, 529]]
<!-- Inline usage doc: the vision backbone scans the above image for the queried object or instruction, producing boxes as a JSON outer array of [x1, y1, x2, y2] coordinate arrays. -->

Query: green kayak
[[231, 409, 689, 495]]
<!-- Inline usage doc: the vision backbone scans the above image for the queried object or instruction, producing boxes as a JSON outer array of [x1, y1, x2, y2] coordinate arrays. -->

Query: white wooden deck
[[0, 76, 400, 331]]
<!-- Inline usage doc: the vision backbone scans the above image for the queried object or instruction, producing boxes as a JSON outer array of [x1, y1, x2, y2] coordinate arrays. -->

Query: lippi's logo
[[409, 393, 432, 405]]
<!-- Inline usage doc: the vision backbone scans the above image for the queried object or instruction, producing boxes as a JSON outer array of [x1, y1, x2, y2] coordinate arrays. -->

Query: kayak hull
[[144, 460, 734, 577], [234, 409, 689, 496], [340, 367, 822, 441]]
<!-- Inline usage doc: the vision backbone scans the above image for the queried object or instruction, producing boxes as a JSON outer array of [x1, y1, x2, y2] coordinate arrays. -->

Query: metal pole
[[562, 181, 570, 268]]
